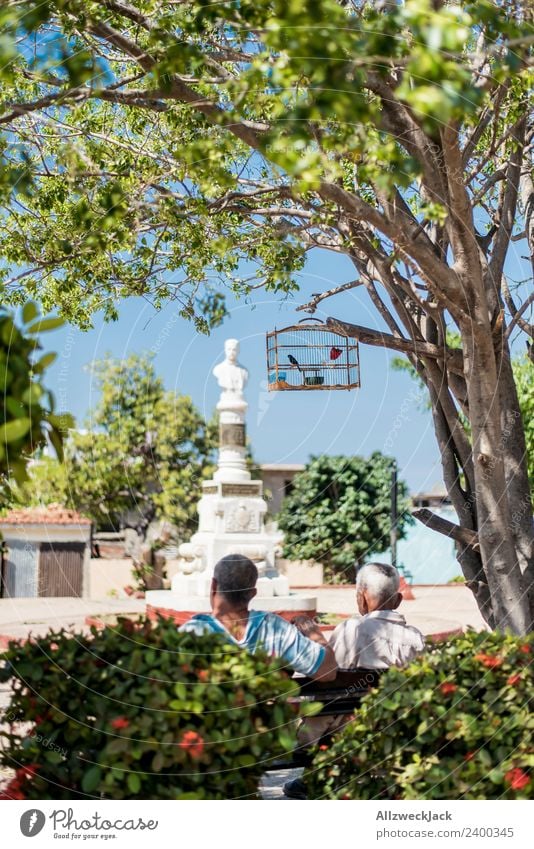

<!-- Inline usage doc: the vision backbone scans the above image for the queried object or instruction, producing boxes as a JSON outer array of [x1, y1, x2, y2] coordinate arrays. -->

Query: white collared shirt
[[329, 610, 425, 670]]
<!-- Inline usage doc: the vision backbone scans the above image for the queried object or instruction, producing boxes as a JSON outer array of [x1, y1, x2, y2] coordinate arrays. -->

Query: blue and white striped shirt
[[180, 610, 325, 677]]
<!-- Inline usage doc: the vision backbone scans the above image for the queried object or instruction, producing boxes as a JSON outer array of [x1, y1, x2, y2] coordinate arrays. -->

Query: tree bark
[[461, 323, 531, 633], [412, 508, 480, 550], [494, 339, 534, 628]]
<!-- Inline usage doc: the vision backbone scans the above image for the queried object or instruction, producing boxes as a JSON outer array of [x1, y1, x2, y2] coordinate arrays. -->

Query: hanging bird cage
[[266, 319, 360, 391]]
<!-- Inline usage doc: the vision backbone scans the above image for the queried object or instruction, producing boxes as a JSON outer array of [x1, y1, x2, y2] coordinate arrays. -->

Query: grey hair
[[356, 562, 400, 606], [213, 554, 258, 606]]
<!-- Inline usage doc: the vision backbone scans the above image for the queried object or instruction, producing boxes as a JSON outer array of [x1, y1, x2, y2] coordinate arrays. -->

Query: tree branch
[[296, 278, 365, 313], [488, 116, 526, 286], [325, 316, 464, 375], [504, 291, 534, 341], [87, 19, 266, 150], [413, 508, 480, 552]]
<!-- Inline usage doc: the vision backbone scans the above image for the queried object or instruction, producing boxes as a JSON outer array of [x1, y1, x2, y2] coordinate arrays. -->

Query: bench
[[292, 667, 382, 715], [264, 668, 383, 770]]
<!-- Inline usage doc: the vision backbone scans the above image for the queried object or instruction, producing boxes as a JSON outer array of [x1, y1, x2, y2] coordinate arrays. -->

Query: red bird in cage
[[330, 346, 343, 361]]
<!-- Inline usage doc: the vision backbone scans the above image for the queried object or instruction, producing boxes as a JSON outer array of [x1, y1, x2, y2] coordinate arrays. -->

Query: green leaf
[[127, 772, 141, 794], [33, 351, 57, 373], [26, 316, 65, 334], [22, 302, 39, 324], [0, 417, 31, 442], [81, 765, 102, 793]]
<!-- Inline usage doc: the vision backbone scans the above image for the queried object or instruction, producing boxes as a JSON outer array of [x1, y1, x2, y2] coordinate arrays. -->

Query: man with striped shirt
[[179, 554, 336, 681]]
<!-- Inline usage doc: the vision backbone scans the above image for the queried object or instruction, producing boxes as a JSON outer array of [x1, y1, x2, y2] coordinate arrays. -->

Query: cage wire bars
[[266, 319, 360, 391]]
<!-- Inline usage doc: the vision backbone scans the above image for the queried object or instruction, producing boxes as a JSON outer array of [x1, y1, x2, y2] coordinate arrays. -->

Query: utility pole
[[390, 460, 398, 570]]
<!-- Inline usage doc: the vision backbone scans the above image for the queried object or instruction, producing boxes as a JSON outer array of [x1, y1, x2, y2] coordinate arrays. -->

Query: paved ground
[[0, 596, 146, 644], [0, 583, 486, 645]]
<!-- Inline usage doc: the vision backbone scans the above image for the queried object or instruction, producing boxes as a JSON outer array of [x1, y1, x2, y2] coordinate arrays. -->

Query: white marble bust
[[213, 339, 248, 396]]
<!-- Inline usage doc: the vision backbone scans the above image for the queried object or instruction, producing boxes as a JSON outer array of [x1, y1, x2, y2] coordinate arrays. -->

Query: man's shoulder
[[364, 612, 425, 647], [331, 616, 362, 638], [179, 614, 219, 634], [256, 611, 293, 634]]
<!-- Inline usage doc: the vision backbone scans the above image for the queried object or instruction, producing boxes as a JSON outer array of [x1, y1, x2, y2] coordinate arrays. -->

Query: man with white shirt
[[284, 562, 424, 797], [330, 562, 425, 669]]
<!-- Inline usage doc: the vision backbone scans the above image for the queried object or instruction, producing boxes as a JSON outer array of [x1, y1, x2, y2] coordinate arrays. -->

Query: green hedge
[[0, 616, 306, 799], [308, 630, 533, 800]]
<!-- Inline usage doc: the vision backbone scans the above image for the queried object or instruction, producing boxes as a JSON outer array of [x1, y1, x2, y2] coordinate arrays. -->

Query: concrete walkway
[[0, 596, 146, 645], [0, 583, 485, 645]]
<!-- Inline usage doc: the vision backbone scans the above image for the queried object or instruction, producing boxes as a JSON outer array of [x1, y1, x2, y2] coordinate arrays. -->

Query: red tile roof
[[0, 503, 91, 525]]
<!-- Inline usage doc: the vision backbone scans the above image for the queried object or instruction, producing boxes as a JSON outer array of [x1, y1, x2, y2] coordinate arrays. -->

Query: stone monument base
[[145, 589, 317, 626]]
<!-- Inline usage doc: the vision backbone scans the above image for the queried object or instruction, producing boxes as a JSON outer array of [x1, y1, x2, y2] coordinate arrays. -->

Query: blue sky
[[43, 247, 444, 494]]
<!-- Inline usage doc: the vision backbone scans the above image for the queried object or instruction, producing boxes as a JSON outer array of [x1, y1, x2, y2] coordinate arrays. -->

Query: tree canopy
[[0, 1, 532, 630], [277, 453, 411, 582], [0, 303, 72, 493]]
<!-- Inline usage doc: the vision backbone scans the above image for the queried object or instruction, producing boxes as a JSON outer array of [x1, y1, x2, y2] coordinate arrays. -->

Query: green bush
[[308, 630, 533, 800], [0, 616, 305, 799]]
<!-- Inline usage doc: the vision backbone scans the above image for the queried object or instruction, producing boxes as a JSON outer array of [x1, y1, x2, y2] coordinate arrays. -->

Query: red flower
[[440, 682, 457, 695], [474, 653, 503, 668], [197, 669, 209, 682], [507, 674, 522, 686], [319, 745, 329, 751], [179, 730, 205, 759], [0, 764, 39, 800], [504, 768, 530, 791], [0, 778, 25, 800], [464, 752, 475, 761], [110, 716, 129, 730], [16, 764, 38, 780], [519, 644, 531, 655]]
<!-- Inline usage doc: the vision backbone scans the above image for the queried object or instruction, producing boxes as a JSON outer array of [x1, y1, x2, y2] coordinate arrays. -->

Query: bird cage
[[266, 319, 360, 391]]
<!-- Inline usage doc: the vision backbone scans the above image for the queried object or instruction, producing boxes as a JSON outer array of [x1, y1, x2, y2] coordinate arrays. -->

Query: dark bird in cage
[[330, 346, 343, 361], [288, 354, 302, 372]]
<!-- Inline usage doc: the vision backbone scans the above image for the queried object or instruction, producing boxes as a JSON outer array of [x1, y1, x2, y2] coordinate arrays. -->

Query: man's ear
[[210, 578, 217, 598], [392, 591, 402, 610], [249, 587, 257, 601], [357, 588, 368, 615]]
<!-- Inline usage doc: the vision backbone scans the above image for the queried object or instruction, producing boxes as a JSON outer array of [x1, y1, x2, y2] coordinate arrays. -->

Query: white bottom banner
[[0, 800, 532, 848]]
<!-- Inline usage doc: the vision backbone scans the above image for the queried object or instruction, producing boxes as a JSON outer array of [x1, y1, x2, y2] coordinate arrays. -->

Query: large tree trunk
[[495, 340, 534, 627], [461, 323, 532, 633]]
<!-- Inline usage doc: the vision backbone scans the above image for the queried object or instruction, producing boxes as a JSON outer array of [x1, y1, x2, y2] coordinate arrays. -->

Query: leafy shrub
[[0, 616, 305, 799], [308, 630, 533, 800], [277, 453, 412, 582], [0, 302, 73, 487]]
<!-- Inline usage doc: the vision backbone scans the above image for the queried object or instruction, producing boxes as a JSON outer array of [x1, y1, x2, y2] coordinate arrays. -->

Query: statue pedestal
[[145, 338, 317, 621]]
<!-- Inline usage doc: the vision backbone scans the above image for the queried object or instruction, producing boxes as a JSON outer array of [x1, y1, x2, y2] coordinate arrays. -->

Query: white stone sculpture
[[212, 338, 248, 398]]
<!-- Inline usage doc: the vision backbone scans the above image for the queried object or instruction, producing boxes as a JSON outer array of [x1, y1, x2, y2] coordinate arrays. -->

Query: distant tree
[[0, 302, 72, 498], [277, 453, 411, 582], [513, 355, 534, 495], [12, 454, 69, 508], [66, 354, 217, 540]]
